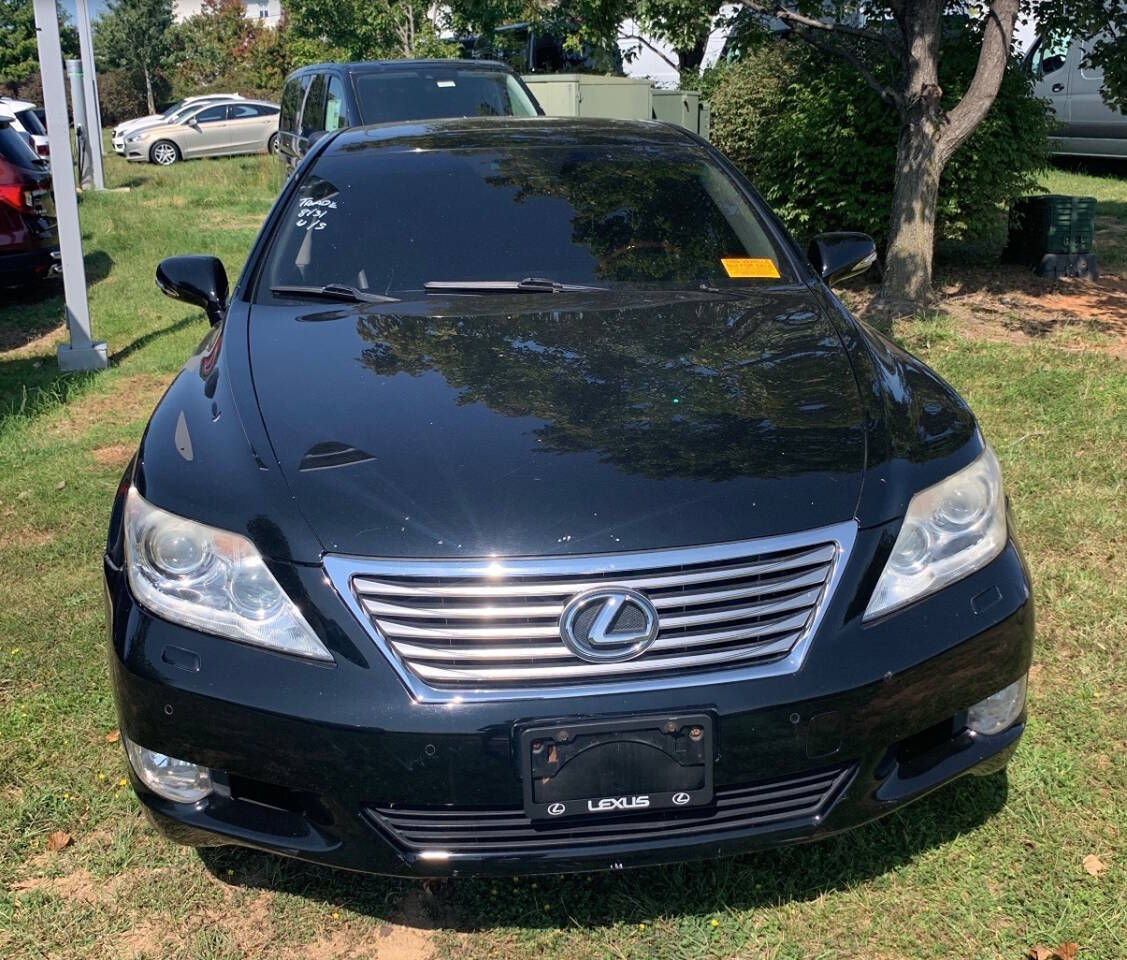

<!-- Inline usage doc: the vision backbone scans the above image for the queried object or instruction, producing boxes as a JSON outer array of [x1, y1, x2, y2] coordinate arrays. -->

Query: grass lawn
[[0, 148, 1124, 960]]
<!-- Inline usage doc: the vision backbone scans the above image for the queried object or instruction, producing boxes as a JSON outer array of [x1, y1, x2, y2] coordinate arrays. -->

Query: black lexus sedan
[[105, 118, 1033, 878]]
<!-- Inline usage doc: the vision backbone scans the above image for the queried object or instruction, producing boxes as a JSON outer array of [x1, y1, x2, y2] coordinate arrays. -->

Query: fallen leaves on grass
[[105, 729, 120, 744], [1027, 943, 1079, 960], [1082, 854, 1107, 878], [46, 831, 72, 852]]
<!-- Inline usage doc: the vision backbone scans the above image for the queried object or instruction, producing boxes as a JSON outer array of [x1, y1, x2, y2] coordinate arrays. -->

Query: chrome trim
[[323, 521, 858, 704]]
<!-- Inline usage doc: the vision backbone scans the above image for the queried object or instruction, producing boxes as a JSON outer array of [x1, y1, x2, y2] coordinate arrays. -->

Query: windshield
[[259, 143, 790, 301], [353, 69, 538, 124], [161, 100, 185, 118]]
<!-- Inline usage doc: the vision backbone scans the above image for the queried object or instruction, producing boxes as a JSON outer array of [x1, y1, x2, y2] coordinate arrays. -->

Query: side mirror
[[307, 129, 328, 147], [156, 255, 229, 326], [186, 117, 199, 128], [808, 232, 878, 287]]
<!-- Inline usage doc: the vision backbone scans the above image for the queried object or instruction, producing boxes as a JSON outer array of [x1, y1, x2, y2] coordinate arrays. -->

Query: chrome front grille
[[325, 522, 855, 702]]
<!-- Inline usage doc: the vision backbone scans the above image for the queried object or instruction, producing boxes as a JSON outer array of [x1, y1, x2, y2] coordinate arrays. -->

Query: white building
[[172, 0, 283, 29]]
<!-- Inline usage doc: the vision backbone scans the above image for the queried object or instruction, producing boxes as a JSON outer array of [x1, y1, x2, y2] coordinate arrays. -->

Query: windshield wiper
[[423, 277, 608, 295], [270, 283, 400, 304]]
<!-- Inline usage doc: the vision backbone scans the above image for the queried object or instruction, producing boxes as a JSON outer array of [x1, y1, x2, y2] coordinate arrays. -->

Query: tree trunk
[[877, 0, 1018, 309], [881, 104, 944, 307], [143, 67, 155, 115]]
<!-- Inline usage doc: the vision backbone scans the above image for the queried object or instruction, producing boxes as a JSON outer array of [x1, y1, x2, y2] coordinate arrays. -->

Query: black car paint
[[106, 118, 1031, 877]]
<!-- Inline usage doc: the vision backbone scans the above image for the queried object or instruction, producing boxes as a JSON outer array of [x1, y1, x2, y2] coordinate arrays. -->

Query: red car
[[0, 118, 59, 286]]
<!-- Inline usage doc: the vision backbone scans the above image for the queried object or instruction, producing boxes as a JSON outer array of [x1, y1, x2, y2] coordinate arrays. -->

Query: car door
[[226, 103, 268, 153], [182, 103, 230, 158], [1068, 36, 1127, 154], [1030, 35, 1071, 139]]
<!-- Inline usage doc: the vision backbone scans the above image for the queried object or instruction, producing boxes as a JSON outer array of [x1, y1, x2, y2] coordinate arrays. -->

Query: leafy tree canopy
[[0, 0, 78, 96]]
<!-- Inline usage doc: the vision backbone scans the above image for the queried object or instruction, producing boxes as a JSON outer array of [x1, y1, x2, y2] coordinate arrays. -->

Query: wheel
[[267, 133, 279, 155], [150, 140, 180, 166]]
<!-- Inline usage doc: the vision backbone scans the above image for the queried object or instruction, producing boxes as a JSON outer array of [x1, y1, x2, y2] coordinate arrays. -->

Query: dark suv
[[0, 120, 58, 286], [275, 59, 541, 173]]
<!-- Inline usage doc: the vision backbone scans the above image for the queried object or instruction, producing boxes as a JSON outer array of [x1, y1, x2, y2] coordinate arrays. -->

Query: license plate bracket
[[519, 714, 714, 822]]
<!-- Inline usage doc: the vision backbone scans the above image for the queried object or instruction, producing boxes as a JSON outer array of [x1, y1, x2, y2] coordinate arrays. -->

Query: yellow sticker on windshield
[[721, 257, 780, 279]]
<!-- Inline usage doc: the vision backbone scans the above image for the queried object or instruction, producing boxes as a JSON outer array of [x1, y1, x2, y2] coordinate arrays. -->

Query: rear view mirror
[[808, 233, 878, 287], [156, 255, 229, 326]]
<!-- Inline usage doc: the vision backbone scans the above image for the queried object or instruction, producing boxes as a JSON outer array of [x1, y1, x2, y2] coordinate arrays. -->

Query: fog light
[[967, 675, 1027, 735], [124, 738, 213, 803]]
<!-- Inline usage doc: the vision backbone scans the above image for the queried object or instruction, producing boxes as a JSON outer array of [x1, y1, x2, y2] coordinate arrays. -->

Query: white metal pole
[[33, 0, 107, 372], [74, 0, 105, 187]]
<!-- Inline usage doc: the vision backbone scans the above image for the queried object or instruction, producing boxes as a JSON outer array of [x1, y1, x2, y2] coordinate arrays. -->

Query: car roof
[[0, 97, 35, 111], [290, 58, 515, 77], [321, 116, 697, 156]]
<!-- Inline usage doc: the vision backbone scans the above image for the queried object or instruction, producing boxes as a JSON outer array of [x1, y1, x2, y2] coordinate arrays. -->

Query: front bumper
[[106, 529, 1034, 878]]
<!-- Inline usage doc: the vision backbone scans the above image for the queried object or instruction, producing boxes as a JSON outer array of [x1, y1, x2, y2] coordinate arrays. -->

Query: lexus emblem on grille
[[559, 588, 659, 663], [672, 792, 691, 805], [547, 802, 566, 816]]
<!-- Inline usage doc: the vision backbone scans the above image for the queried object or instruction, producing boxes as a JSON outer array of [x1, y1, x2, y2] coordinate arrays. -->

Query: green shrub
[[709, 34, 1053, 255]]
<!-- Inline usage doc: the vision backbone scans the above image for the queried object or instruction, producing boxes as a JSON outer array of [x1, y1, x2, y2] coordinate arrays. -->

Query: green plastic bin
[[1007, 194, 1096, 257]]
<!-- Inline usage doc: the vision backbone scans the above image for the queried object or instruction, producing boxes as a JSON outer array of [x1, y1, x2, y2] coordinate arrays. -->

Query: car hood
[[118, 114, 164, 133], [248, 289, 867, 559]]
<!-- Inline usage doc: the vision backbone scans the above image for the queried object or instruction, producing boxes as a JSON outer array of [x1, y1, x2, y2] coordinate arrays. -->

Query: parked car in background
[[109, 117, 1033, 878], [123, 100, 279, 165], [276, 59, 540, 172], [0, 97, 49, 159], [113, 94, 245, 155], [1028, 34, 1127, 158], [0, 119, 58, 286]]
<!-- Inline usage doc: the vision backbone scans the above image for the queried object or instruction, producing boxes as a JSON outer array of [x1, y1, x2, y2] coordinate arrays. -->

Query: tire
[[150, 140, 180, 166], [267, 133, 279, 155]]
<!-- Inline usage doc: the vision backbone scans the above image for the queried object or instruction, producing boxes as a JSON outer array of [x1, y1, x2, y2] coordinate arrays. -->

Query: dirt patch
[[0, 527, 54, 551], [0, 320, 67, 357], [11, 868, 101, 903], [115, 919, 177, 960], [48, 373, 170, 438], [91, 444, 137, 469], [298, 923, 432, 960], [845, 266, 1127, 356]]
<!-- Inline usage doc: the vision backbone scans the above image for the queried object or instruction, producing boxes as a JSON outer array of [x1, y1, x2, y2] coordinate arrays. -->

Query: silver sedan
[[124, 100, 280, 165]]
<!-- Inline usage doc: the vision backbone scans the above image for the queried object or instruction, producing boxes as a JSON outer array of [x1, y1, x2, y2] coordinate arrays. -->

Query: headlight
[[124, 488, 333, 661], [126, 134, 143, 143], [864, 446, 1007, 620]]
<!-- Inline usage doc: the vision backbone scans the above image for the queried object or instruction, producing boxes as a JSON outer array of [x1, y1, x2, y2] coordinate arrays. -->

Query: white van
[[1027, 34, 1127, 159]]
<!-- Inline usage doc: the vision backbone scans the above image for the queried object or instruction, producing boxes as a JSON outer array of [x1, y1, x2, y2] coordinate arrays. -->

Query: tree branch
[[618, 31, 681, 72], [735, 0, 887, 44], [796, 28, 904, 110], [940, 0, 1018, 162], [736, 0, 903, 80]]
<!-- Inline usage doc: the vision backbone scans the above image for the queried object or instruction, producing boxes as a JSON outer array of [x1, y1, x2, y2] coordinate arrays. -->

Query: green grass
[[0, 150, 1124, 960]]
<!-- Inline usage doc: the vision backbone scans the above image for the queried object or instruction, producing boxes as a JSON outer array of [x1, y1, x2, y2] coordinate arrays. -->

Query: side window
[[301, 74, 328, 137], [1033, 36, 1070, 77], [325, 76, 349, 131], [279, 76, 308, 134], [193, 105, 227, 124], [228, 104, 260, 119]]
